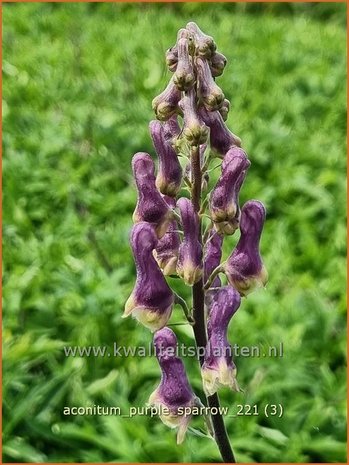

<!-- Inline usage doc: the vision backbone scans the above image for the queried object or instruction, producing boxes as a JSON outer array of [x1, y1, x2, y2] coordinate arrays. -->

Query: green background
[[3, 2, 347, 463]]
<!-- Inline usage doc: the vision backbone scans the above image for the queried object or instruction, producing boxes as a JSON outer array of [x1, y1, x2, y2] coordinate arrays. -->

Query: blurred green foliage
[[3, 2, 347, 463]]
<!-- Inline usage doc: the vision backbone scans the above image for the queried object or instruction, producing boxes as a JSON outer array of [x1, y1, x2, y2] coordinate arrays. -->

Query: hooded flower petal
[[202, 286, 241, 396], [154, 197, 180, 275], [179, 89, 209, 146], [204, 229, 223, 288], [152, 77, 181, 121], [196, 56, 224, 111], [149, 327, 199, 444], [149, 120, 183, 197], [199, 105, 241, 157], [173, 37, 195, 91], [132, 152, 173, 238], [210, 148, 250, 235], [124, 223, 174, 332], [224, 200, 268, 296], [176, 197, 203, 285]]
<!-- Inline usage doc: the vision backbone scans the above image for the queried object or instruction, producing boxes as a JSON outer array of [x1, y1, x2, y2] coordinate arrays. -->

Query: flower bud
[[173, 38, 195, 91], [202, 286, 240, 396], [149, 327, 199, 444], [210, 51, 227, 77], [179, 89, 209, 146], [124, 223, 174, 331], [186, 22, 216, 58], [152, 77, 181, 121], [204, 229, 223, 288], [210, 149, 250, 234], [154, 197, 180, 275], [176, 197, 203, 285], [132, 152, 173, 238], [224, 200, 268, 296], [165, 47, 178, 72], [149, 120, 182, 197], [219, 98, 230, 121], [199, 105, 241, 157], [196, 56, 224, 111]]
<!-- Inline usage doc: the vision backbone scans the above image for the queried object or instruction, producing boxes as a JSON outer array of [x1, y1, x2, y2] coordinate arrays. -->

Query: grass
[[2, 2, 347, 463]]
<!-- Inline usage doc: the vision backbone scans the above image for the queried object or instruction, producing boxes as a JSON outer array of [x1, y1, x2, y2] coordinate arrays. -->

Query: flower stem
[[190, 144, 236, 463]]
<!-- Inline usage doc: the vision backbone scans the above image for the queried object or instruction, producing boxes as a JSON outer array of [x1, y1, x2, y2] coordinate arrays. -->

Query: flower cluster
[[124, 22, 268, 443]]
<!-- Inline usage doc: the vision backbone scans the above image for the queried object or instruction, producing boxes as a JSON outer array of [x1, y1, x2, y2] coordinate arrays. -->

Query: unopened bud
[[186, 21, 216, 58], [196, 56, 224, 111], [210, 51, 227, 77], [152, 78, 181, 121], [179, 89, 209, 146], [173, 38, 195, 91]]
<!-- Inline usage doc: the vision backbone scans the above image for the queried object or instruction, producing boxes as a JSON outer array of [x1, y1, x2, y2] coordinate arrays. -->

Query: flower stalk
[[125, 22, 268, 463]]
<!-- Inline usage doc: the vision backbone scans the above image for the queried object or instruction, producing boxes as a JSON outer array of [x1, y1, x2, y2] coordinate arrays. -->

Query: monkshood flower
[[199, 105, 241, 157], [154, 196, 180, 276], [124, 223, 175, 331], [204, 229, 223, 288], [173, 37, 195, 91], [176, 197, 203, 285], [210, 148, 250, 235], [202, 286, 241, 396], [152, 77, 181, 121], [149, 327, 200, 444], [179, 88, 209, 146], [186, 21, 216, 58], [224, 200, 268, 296], [149, 120, 183, 197], [132, 152, 173, 238], [196, 56, 224, 111]]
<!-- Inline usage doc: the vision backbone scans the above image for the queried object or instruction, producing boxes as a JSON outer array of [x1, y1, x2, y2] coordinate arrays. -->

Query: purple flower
[[149, 327, 199, 443], [199, 106, 241, 157], [154, 196, 180, 275], [224, 200, 268, 296], [204, 229, 223, 288], [196, 56, 224, 111], [210, 148, 250, 235], [186, 22, 216, 58], [173, 38, 195, 91], [202, 286, 241, 396], [124, 223, 174, 332], [179, 89, 209, 146], [176, 197, 203, 285], [132, 152, 173, 238], [149, 120, 183, 197], [210, 51, 227, 77], [152, 77, 181, 121]]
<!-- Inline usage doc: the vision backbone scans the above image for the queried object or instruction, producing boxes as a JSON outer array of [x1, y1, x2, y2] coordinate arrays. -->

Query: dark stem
[[190, 145, 236, 463]]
